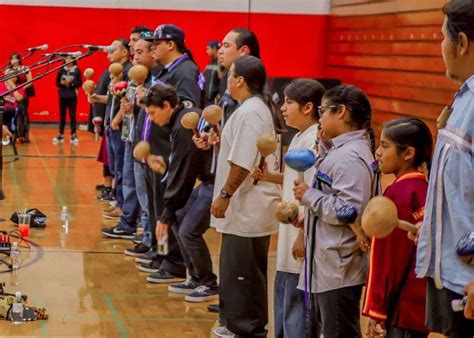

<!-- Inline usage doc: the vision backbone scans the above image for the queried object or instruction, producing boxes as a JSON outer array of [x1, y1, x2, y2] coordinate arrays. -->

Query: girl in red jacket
[[363, 117, 433, 338]]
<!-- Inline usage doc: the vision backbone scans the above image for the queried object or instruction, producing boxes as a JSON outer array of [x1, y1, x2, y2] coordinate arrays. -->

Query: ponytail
[[263, 91, 286, 134], [175, 41, 196, 64], [366, 125, 376, 155]]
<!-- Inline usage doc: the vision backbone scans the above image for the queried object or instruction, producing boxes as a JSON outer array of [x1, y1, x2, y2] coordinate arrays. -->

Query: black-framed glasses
[[317, 105, 338, 117]]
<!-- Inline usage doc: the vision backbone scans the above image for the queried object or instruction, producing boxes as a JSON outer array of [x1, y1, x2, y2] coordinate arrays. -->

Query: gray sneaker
[[185, 285, 219, 302], [146, 269, 185, 284], [168, 280, 200, 294]]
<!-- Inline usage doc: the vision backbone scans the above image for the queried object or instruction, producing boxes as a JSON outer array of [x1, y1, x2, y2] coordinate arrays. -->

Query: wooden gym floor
[[0, 125, 443, 338]]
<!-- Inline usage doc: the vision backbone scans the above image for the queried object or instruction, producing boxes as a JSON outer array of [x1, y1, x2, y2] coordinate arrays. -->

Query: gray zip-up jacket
[[299, 130, 378, 294]]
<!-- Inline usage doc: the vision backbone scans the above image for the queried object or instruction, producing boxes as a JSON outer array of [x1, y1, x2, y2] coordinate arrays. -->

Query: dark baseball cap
[[145, 24, 185, 43], [207, 41, 220, 49]]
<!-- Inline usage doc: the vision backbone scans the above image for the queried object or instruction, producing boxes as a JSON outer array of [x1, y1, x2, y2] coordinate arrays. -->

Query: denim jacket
[[416, 76, 474, 295]]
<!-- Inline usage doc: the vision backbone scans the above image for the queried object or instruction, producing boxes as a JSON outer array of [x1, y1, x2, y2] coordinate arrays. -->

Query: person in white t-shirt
[[210, 55, 285, 337], [251, 79, 325, 338]]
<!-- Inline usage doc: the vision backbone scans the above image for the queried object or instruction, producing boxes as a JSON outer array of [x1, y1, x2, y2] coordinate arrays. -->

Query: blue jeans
[[134, 161, 150, 247], [106, 129, 125, 209], [171, 182, 217, 287], [117, 142, 140, 232], [274, 271, 320, 338]]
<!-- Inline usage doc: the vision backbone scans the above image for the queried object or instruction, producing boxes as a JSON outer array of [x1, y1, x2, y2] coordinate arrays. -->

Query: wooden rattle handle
[[398, 220, 419, 234], [253, 157, 266, 185]]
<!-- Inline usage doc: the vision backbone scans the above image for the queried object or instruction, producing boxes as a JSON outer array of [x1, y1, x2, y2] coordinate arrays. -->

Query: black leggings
[[59, 97, 77, 134]]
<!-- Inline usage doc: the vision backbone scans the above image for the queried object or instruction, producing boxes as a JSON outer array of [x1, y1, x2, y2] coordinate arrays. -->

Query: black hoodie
[[159, 104, 214, 225]]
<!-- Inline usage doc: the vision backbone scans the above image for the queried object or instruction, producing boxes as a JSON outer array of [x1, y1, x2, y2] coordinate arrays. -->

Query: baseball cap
[[145, 24, 185, 43], [207, 41, 220, 49]]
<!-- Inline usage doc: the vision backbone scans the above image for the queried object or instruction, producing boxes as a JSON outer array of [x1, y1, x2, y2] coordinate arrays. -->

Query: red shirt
[[362, 172, 429, 333], [0, 82, 25, 109]]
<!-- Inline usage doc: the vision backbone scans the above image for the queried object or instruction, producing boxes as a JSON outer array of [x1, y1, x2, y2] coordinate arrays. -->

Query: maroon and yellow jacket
[[362, 172, 429, 333]]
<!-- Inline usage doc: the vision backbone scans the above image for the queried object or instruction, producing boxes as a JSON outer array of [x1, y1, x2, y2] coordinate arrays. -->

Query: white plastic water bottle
[[10, 291, 23, 324], [60, 206, 70, 229], [10, 242, 19, 270], [157, 235, 169, 255]]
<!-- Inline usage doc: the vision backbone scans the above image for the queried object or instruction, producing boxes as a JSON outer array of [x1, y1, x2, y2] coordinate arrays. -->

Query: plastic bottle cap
[[15, 291, 21, 298]]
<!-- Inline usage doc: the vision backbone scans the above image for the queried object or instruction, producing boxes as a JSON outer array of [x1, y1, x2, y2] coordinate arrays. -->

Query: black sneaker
[[147, 269, 185, 284], [168, 280, 200, 294], [185, 285, 219, 302], [132, 233, 144, 245], [124, 243, 150, 257], [95, 184, 106, 191], [135, 249, 157, 264], [138, 258, 162, 273], [96, 188, 113, 201], [101, 225, 135, 240], [101, 192, 116, 202]]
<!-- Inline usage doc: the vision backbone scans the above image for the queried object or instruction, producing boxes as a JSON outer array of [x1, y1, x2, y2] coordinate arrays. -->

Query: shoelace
[[193, 285, 209, 294]]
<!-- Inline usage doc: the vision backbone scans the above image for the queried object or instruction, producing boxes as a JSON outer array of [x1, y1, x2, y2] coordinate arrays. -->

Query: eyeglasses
[[317, 105, 338, 117]]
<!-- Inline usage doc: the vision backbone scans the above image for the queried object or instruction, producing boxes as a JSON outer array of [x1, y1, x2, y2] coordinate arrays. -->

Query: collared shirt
[[299, 129, 377, 293], [156, 54, 202, 107], [416, 75, 474, 295]]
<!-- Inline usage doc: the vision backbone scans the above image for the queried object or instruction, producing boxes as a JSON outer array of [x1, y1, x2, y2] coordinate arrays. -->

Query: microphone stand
[[0, 50, 95, 200]]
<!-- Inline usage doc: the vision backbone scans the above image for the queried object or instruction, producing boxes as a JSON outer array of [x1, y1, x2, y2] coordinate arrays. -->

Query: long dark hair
[[284, 79, 326, 120], [233, 56, 285, 133], [232, 28, 260, 58], [383, 117, 433, 174], [175, 40, 196, 64], [9, 52, 22, 67], [323, 84, 375, 154], [443, 0, 474, 41]]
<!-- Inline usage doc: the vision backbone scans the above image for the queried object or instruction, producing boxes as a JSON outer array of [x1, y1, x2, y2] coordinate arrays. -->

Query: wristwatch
[[220, 189, 232, 199]]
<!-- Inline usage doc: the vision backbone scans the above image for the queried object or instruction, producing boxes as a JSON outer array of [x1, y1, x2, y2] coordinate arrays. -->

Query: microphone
[[82, 45, 115, 53], [28, 44, 49, 52], [43, 51, 82, 58]]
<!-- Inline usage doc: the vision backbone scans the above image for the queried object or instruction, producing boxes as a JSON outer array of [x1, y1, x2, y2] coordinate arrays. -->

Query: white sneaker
[[213, 326, 235, 338], [70, 134, 79, 145], [52, 134, 64, 144]]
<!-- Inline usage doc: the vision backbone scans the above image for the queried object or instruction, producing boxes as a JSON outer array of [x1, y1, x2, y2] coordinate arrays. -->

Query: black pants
[[315, 284, 363, 338], [220, 233, 270, 338], [59, 97, 77, 134], [144, 165, 185, 277], [426, 278, 474, 338], [386, 327, 428, 338], [171, 182, 217, 287]]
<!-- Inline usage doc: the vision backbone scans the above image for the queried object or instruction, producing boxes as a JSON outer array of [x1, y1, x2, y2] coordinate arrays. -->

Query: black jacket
[[203, 58, 220, 105], [92, 68, 110, 120], [133, 66, 170, 158], [56, 65, 82, 99], [160, 104, 214, 225]]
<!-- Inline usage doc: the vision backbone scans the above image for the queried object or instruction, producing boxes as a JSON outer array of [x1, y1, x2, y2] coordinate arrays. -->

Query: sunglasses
[[140, 31, 154, 40]]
